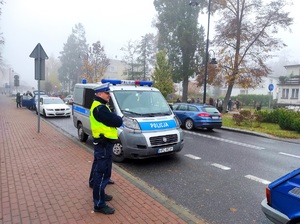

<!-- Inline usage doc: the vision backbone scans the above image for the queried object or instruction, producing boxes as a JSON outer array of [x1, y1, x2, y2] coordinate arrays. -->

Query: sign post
[[30, 43, 48, 133], [268, 84, 274, 111]]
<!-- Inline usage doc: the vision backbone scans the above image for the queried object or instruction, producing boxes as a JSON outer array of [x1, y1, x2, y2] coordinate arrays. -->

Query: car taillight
[[266, 187, 271, 205], [198, 113, 210, 117], [219, 113, 222, 117]]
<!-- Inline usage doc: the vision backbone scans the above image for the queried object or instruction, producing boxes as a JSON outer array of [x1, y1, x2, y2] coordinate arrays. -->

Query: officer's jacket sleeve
[[93, 105, 123, 128]]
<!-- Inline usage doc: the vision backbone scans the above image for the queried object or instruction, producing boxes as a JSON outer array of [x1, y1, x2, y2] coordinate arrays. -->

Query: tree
[[41, 55, 61, 94], [152, 49, 174, 98], [154, 0, 206, 102], [137, 33, 156, 80], [121, 40, 144, 80], [211, 0, 293, 112], [58, 23, 88, 92], [82, 41, 110, 83]]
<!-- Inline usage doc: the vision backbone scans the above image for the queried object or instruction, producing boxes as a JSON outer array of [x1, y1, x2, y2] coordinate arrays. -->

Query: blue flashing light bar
[[82, 79, 87, 84], [101, 79, 152, 87]]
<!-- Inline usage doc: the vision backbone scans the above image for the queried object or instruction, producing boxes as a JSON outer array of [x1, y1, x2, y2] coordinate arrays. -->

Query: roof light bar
[[101, 79, 152, 87]]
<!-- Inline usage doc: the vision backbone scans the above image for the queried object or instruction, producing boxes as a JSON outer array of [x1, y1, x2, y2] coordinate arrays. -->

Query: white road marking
[[211, 163, 231, 170], [245, 175, 271, 185], [184, 131, 265, 150], [185, 154, 201, 160], [279, 152, 300, 159]]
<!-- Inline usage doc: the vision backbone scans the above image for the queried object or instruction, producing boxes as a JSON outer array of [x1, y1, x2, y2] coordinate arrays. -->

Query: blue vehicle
[[261, 168, 300, 224], [21, 91, 47, 110], [172, 103, 222, 130]]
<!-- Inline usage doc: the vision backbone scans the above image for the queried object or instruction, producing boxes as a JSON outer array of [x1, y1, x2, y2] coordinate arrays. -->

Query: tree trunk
[[222, 83, 234, 113], [182, 75, 189, 103]]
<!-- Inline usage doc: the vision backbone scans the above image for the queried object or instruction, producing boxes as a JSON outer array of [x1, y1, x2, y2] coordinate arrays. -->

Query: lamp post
[[190, 0, 212, 104]]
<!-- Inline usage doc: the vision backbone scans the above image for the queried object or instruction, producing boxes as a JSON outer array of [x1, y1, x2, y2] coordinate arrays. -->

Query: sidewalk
[[0, 94, 205, 224]]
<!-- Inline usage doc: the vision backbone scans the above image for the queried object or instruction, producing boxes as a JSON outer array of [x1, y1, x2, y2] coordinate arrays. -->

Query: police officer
[[89, 83, 122, 214]]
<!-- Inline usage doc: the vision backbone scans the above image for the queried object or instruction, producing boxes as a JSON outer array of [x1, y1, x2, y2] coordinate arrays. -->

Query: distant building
[[103, 59, 127, 80], [276, 64, 300, 106]]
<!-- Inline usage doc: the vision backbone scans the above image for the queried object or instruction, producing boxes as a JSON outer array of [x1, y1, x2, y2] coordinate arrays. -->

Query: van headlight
[[122, 116, 141, 131]]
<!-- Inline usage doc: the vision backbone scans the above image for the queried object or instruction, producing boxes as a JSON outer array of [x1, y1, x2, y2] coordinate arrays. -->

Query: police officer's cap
[[94, 83, 110, 93]]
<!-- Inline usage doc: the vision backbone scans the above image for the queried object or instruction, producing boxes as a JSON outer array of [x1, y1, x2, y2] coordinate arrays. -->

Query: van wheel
[[78, 123, 88, 142], [112, 141, 125, 163]]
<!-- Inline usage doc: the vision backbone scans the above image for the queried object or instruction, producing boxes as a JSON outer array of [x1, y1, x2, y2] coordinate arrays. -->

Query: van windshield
[[113, 90, 172, 117]]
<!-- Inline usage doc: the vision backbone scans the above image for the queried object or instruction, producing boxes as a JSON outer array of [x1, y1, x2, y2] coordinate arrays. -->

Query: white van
[[72, 79, 184, 162]]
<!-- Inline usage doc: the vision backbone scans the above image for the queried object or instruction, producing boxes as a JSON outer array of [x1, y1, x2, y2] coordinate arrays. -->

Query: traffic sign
[[29, 43, 48, 80], [268, 84, 274, 92]]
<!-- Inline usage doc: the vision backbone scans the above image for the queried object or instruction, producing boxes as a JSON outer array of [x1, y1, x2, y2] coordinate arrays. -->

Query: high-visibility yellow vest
[[90, 101, 118, 139]]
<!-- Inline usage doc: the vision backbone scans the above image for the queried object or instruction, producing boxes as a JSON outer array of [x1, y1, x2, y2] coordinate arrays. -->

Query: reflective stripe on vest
[[90, 101, 118, 139]]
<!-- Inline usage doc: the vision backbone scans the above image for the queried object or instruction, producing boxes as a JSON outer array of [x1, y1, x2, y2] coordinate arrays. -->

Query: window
[[108, 66, 115, 72], [291, 89, 299, 99], [282, 89, 289, 99], [188, 106, 199, 112]]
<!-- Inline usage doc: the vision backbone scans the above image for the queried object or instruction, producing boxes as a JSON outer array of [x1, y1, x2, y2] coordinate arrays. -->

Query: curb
[[221, 126, 300, 145]]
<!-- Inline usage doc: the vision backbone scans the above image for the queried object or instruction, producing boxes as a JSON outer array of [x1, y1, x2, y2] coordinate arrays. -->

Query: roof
[[284, 64, 300, 69]]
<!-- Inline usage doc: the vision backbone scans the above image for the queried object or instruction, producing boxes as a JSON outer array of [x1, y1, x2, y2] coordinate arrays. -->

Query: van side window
[[83, 88, 95, 108]]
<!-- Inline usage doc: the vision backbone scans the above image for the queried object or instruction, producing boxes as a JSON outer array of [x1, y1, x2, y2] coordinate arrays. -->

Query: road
[[44, 112, 300, 224]]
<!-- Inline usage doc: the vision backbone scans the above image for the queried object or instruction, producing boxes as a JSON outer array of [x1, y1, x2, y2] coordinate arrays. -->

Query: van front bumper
[[119, 129, 184, 159]]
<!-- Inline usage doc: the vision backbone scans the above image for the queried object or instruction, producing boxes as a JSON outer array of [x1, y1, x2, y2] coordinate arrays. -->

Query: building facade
[[276, 64, 300, 106]]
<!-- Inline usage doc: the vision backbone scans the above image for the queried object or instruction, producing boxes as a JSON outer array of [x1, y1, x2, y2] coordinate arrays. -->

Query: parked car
[[21, 95, 35, 110], [21, 92, 47, 110], [261, 168, 300, 224], [63, 95, 74, 104], [172, 103, 222, 130], [33, 93, 48, 110], [36, 96, 71, 118]]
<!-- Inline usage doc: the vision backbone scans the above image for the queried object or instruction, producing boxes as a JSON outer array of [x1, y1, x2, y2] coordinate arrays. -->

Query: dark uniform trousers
[[90, 141, 113, 208]]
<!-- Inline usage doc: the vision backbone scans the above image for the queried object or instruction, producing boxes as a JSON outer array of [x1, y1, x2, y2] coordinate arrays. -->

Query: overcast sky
[[2, 0, 300, 87]]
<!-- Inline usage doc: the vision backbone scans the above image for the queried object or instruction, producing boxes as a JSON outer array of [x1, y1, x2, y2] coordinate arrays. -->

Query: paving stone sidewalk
[[0, 94, 205, 224]]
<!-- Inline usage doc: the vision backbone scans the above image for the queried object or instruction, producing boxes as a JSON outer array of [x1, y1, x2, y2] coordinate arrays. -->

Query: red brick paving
[[0, 95, 206, 224]]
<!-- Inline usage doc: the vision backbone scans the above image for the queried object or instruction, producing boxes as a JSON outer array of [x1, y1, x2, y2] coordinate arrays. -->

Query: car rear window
[[203, 107, 219, 113]]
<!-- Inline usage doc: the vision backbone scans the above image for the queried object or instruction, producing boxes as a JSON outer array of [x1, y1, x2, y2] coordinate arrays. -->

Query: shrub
[[257, 108, 289, 124], [291, 118, 300, 133], [232, 114, 243, 126], [278, 110, 300, 131], [232, 110, 257, 127]]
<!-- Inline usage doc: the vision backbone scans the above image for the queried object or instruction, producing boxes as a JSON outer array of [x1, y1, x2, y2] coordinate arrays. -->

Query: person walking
[[236, 99, 240, 110], [228, 98, 232, 111], [89, 83, 122, 214], [16, 92, 22, 108]]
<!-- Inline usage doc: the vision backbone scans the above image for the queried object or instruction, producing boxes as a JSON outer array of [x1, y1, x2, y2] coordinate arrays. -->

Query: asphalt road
[[43, 112, 300, 224]]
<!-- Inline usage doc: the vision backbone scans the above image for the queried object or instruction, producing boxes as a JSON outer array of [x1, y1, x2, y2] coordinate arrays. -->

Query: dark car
[[21, 95, 35, 109], [261, 168, 300, 224], [172, 103, 222, 130]]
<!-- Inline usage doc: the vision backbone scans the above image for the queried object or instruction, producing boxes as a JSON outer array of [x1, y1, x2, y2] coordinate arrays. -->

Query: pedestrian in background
[[228, 98, 232, 111], [236, 99, 240, 110], [89, 83, 122, 214], [209, 97, 214, 106], [16, 92, 22, 108]]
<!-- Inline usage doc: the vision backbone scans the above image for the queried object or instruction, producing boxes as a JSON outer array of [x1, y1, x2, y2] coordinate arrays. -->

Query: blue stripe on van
[[139, 119, 176, 131], [73, 105, 90, 116]]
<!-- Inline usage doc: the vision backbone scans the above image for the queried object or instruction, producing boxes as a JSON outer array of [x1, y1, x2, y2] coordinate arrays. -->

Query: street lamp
[[190, 0, 212, 104]]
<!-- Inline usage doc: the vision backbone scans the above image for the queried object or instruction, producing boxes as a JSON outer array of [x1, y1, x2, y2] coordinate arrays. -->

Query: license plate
[[212, 116, 219, 119], [158, 147, 173, 154]]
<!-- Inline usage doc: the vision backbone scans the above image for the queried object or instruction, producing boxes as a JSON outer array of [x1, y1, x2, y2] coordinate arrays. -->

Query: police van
[[72, 79, 184, 162]]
